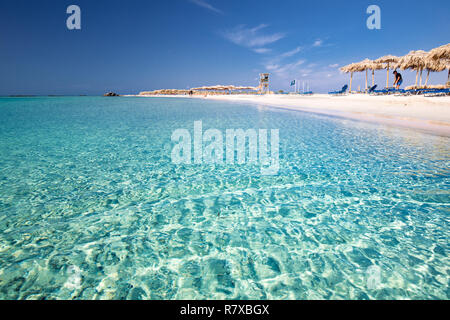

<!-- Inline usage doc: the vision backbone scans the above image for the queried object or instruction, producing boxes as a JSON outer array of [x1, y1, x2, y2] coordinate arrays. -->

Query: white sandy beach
[[193, 94, 450, 137]]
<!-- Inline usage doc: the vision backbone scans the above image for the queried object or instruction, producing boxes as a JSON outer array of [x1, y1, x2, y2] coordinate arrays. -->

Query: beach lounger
[[329, 85, 348, 95], [367, 85, 377, 94], [372, 87, 406, 95], [423, 88, 450, 97], [395, 88, 431, 96], [392, 87, 449, 96]]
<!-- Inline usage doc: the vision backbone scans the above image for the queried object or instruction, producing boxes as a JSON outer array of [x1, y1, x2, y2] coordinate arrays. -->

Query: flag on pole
[[290, 80, 295, 86]]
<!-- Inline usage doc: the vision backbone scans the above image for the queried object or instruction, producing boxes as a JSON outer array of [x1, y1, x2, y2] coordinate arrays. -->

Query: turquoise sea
[[0, 96, 448, 299]]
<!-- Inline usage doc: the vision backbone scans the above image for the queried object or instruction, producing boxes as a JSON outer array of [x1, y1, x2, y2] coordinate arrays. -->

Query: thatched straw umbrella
[[374, 55, 400, 88], [369, 61, 384, 87], [340, 63, 359, 93], [350, 59, 383, 92], [427, 43, 450, 84], [396, 50, 428, 87], [427, 43, 450, 61], [359, 59, 384, 88], [353, 59, 372, 91], [423, 59, 448, 86]]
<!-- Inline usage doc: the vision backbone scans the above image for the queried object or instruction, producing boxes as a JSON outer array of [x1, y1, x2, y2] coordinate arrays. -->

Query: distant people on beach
[[393, 70, 403, 89]]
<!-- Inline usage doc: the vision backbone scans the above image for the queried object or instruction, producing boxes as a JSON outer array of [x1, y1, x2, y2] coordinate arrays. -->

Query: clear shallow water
[[0, 96, 448, 300]]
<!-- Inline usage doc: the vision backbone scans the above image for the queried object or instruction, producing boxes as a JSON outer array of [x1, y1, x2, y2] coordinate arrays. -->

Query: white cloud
[[248, 33, 285, 47], [222, 24, 285, 49], [280, 46, 302, 58], [260, 46, 303, 72], [253, 48, 271, 54], [219, 22, 335, 91], [265, 59, 306, 78], [189, 0, 222, 14], [265, 64, 280, 71], [313, 39, 323, 47]]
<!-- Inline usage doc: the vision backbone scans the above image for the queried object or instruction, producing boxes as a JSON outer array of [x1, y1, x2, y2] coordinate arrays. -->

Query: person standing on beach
[[393, 70, 403, 89]]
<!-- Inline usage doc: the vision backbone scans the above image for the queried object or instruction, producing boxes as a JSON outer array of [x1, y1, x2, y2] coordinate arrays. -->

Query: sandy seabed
[[129, 93, 450, 136], [205, 94, 450, 137]]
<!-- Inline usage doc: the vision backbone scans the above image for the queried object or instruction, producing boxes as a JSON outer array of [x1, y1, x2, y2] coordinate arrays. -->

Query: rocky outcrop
[[104, 92, 120, 96]]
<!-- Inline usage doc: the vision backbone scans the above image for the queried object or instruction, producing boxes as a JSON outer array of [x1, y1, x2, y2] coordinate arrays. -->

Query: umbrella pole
[[415, 70, 419, 87], [419, 69, 423, 87], [372, 69, 375, 87], [425, 70, 430, 87], [447, 68, 450, 83], [365, 70, 368, 92], [386, 65, 389, 88], [350, 72, 353, 93]]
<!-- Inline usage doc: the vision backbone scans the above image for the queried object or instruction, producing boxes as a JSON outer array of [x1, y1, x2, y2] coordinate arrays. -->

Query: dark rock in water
[[103, 92, 120, 96], [266, 257, 281, 273], [128, 287, 146, 300]]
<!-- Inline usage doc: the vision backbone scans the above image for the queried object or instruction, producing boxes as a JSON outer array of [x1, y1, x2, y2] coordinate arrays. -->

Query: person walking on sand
[[393, 70, 403, 89]]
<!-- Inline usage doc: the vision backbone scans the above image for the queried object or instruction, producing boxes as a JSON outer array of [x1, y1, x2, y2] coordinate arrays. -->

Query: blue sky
[[0, 0, 449, 94]]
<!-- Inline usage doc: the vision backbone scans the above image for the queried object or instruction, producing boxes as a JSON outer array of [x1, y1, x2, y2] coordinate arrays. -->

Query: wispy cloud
[[259, 45, 303, 77], [222, 24, 285, 49], [264, 58, 306, 79], [253, 48, 271, 54], [313, 39, 323, 47], [219, 22, 333, 90], [280, 46, 303, 58], [266, 64, 280, 71], [329, 63, 339, 68], [262, 40, 327, 80], [189, 0, 222, 14]]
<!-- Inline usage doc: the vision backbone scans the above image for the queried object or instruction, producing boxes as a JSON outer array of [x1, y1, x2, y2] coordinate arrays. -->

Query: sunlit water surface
[[0, 97, 448, 299]]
